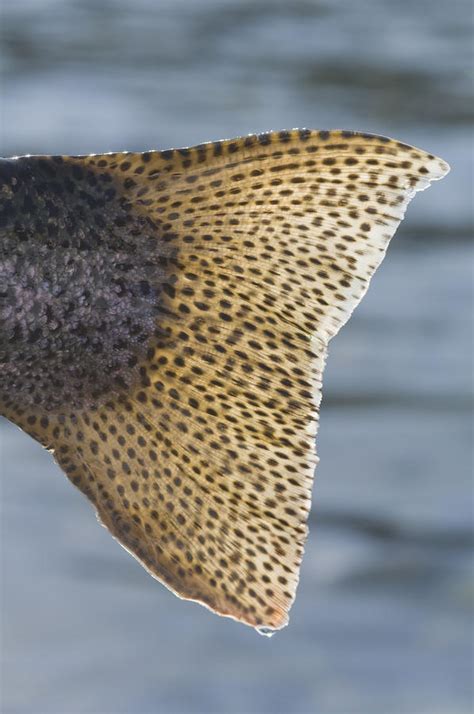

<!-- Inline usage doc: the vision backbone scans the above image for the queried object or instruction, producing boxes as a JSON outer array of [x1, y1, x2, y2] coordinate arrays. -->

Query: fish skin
[[0, 154, 174, 412], [0, 130, 450, 632]]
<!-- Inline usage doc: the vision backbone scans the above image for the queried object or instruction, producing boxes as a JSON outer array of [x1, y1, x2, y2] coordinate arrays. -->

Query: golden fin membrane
[[1, 130, 449, 631]]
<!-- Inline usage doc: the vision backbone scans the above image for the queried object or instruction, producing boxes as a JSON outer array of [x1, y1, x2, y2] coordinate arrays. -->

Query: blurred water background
[[0, 1, 473, 713]]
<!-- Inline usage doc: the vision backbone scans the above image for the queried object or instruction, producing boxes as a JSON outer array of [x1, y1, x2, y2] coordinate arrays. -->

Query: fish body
[[0, 154, 169, 412], [0, 130, 449, 632]]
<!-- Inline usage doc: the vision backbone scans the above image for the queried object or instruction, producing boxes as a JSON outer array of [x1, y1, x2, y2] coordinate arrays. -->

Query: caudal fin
[[5, 130, 449, 631]]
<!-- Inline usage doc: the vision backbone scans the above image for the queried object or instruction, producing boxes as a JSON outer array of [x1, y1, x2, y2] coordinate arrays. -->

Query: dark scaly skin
[[0, 156, 175, 413]]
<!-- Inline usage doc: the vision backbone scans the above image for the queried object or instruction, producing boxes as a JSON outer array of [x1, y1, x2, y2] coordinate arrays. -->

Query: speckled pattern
[[0, 129, 449, 631]]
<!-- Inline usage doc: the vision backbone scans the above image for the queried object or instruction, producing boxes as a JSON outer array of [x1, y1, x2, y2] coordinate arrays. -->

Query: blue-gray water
[[0, 1, 473, 713]]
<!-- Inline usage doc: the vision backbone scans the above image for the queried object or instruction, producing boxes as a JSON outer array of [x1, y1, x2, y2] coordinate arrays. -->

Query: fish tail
[[5, 129, 449, 631]]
